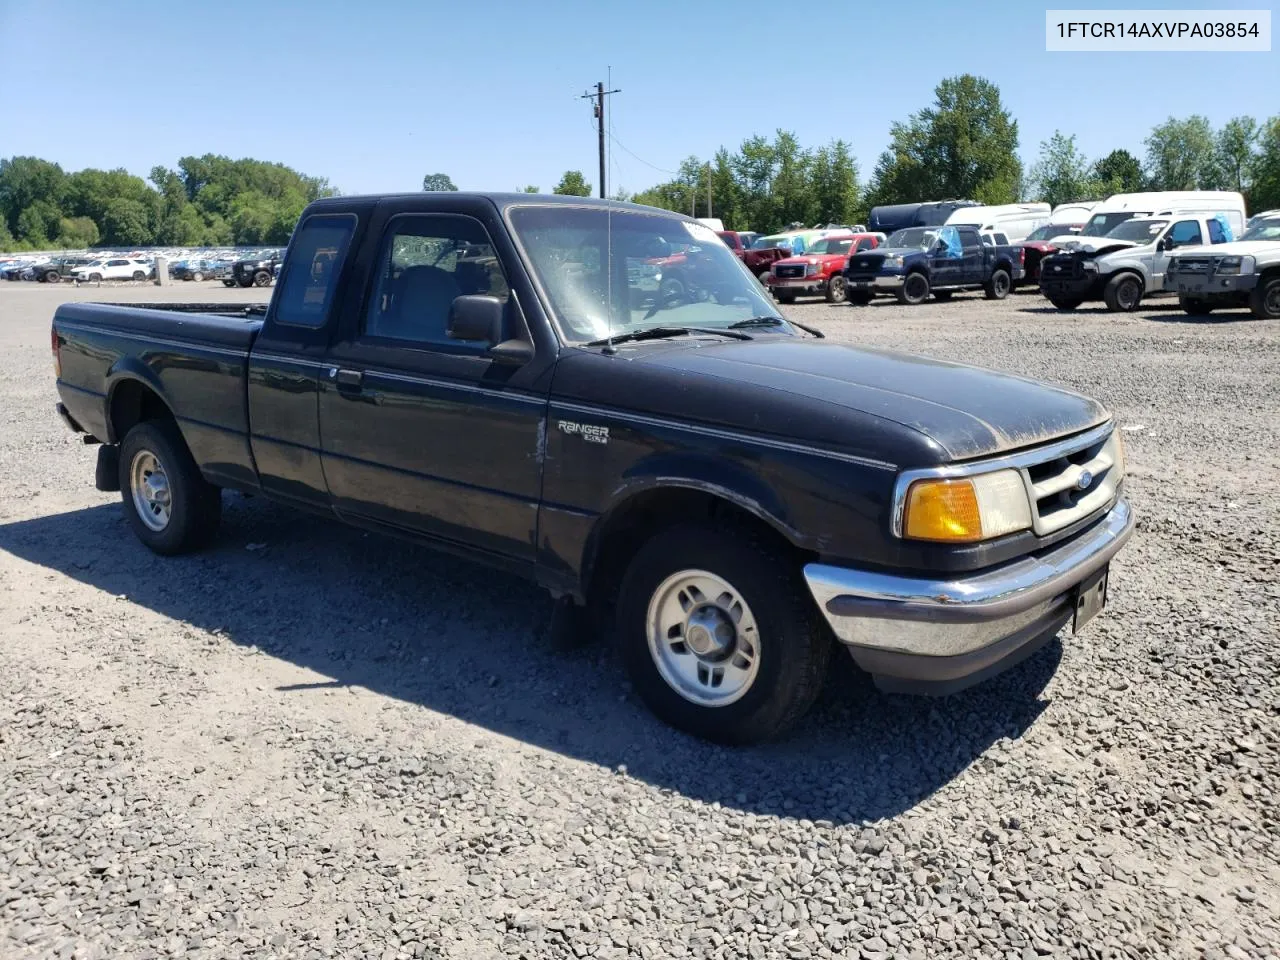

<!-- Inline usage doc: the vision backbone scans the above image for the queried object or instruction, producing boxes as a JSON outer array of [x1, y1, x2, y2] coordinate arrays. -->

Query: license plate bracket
[[1072, 565, 1109, 634]]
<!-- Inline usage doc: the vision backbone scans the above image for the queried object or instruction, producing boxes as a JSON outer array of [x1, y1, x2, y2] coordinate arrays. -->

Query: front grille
[[845, 254, 885, 279], [1042, 255, 1082, 280], [1023, 427, 1122, 536], [1175, 257, 1211, 275], [774, 264, 805, 279]]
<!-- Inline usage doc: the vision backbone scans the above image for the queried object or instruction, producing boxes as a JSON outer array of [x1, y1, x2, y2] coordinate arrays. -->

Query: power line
[[607, 130, 680, 177]]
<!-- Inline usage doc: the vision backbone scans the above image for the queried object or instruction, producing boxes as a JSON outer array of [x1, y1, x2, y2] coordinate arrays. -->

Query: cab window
[[1207, 219, 1228, 244], [363, 214, 509, 348], [1168, 220, 1203, 248], [275, 214, 356, 328]]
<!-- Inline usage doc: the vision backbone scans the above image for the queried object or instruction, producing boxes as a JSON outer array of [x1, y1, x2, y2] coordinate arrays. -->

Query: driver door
[[1154, 219, 1203, 289]]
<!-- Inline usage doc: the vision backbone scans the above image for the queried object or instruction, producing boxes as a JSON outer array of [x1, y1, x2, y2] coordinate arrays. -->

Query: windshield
[[1024, 224, 1073, 242], [754, 236, 790, 250], [1103, 219, 1168, 243], [1240, 217, 1280, 242], [1081, 211, 1146, 237], [508, 206, 793, 344], [886, 228, 937, 249], [805, 238, 856, 256]]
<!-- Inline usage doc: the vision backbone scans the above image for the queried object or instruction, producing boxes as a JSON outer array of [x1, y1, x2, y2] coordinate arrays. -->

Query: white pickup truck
[[1039, 213, 1234, 312], [1168, 213, 1280, 318]]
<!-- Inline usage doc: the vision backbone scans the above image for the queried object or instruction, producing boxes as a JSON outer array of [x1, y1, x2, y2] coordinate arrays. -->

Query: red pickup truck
[[718, 231, 791, 280], [766, 233, 883, 303]]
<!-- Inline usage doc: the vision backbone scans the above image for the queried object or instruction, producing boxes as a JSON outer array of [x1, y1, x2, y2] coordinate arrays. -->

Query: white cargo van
[[944, 203, 1051, 242], [1055, 191, 1246, 245], [1049, 202, 1097, 225]]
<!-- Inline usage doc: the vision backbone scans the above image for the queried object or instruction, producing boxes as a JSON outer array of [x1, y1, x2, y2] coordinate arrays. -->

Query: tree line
[[6, 74, 1280, 251], [0, 155, 333, 251]]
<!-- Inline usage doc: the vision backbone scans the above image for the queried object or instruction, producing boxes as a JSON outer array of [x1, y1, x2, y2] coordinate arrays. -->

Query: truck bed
[[54, 302, 265, 489]]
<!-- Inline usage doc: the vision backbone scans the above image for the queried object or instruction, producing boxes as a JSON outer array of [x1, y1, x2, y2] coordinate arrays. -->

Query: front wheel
[[1180, 297, 1214, 316], [119, 420, 222, 555], [896, 272, 929, 305], [253, 270, 272, 287], [191, 271, 204, 282], [1103, 273, 1143, 312], [1250, 276, 1280, 319], [44, 270, 61, 283], [825, 275, 846, 303], [984, 268, 1011, 300], [88, 273, 102, 282], [223, 279, 237, 287], [616, 525, 831, 744], [131, 270, 146, 281]]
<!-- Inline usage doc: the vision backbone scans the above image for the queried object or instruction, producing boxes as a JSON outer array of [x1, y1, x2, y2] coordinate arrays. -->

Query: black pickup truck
[[843, 225, 1022, 305], [52, 193, 1133, 744]]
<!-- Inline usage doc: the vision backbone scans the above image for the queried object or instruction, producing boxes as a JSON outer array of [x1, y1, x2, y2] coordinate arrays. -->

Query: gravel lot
[[2, 281, 1277, 959]]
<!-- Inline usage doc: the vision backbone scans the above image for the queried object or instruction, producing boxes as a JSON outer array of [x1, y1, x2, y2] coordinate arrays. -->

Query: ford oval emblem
[[1053, 265, 1062, 272], [1076, 469, 1094, 491]]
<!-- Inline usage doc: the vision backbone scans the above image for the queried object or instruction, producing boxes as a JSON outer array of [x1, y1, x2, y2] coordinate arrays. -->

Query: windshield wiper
[[586, 326, 753, 349], [729, 316, 825, 339]]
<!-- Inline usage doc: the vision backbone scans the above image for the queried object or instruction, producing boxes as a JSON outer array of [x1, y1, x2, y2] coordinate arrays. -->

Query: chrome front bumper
[[847, 274, 905, 290], [804, 498, 1134, 693]]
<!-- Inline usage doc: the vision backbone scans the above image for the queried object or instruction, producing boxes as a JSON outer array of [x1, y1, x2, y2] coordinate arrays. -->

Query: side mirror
[[1157, 236, 1172, 253], [447, 295, 532, 365]]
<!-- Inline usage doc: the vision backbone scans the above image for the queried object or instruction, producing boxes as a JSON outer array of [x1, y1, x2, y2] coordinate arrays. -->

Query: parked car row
[[1, 255, 154, 283]]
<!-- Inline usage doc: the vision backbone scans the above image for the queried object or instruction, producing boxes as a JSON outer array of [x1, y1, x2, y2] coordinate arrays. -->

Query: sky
[[0, 0, 1275, 199]]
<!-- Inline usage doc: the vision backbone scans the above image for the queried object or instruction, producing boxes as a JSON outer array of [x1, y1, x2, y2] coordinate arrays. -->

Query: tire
[[1250, 275, 1280, 320], [757, 269, 772, 284], [896, 272, 929, 305], [984, 268, 1011, 300], [131, 270, 145, 281], [615, 524, 831, 745], [776, 291, 797, 304], [659, 276, 687, 305], [825, 275, 847, 303], [44, 270, 61, 284], [846, 290, 873, 306], [932, 290, 953, 301], [253, 270, 272, 287], [237, 277, 254, 288], [223, 279, 237, 287], [118, 420, 222, 556], [1179, 297, 1214, 316], [1103, 273, 1143, 312], [89, 273, 102, 282], [191, 271, 204, 283], [1049, 297, 1083, 310]]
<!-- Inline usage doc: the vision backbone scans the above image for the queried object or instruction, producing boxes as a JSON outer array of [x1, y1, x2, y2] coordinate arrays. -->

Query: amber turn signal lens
[[904, 478, 983, 542]]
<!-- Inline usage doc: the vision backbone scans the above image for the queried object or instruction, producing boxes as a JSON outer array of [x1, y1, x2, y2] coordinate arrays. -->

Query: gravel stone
[[1, 284, 1277, 959]]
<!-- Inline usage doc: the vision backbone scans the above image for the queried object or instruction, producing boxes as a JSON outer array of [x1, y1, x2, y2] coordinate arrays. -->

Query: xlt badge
[[558, 420, 609, 445]]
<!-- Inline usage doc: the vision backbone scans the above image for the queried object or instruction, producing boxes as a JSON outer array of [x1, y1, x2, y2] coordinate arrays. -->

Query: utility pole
[[706, 162, 713, 219], [581, 81, 620, 198]]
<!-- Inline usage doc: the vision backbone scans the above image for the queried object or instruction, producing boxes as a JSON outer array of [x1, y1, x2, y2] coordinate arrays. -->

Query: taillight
[[1018, 248, 1026, 265], [51, 327, 61, 379]]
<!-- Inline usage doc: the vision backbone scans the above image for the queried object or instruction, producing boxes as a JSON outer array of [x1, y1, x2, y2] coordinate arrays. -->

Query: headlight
[[1216, 256, 1255, 275], [884, 256, 903, 269], [805, 262, 820, 276], [1082, 260, 1099, 272], [901, 469, 1032, 543]]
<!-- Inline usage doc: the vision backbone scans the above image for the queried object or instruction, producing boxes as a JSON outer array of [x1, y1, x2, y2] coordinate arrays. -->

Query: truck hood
[[609, 339, 1109, 463], [1173, 239, 1279, 258], [1057, 237, 1140, 255], [772, 253, 844, 267]]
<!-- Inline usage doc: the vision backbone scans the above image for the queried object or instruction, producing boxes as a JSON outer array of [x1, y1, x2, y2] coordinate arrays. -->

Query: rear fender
[[103, 358, 171, 443]]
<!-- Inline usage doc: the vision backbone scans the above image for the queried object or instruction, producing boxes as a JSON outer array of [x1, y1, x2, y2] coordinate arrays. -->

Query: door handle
[[330, 368, 363, 389]]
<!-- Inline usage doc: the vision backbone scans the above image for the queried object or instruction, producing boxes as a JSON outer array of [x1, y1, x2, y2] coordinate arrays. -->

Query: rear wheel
[[1250, 276, 1280, 319], [984, 268, 1011, 300], [897, 272, 929, 305], [118, 420, 222, 555], [1179, 297, 1214, 316], [1103, 273, 1143, 312], [191, 271, 204, 282], [44, 270, 61, 283], [616, 524, 831, 744], [131, 270, 145, 281], [825, 275, 847, 303]]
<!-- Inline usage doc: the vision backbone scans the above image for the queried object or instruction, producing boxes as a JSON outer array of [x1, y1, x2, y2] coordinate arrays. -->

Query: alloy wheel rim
[[130, 450, 172, 531], [646, 569, 761, 707]]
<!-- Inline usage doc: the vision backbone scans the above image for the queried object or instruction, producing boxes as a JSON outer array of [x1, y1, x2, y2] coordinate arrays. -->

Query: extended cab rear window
[[275, 214, 356, 328]]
